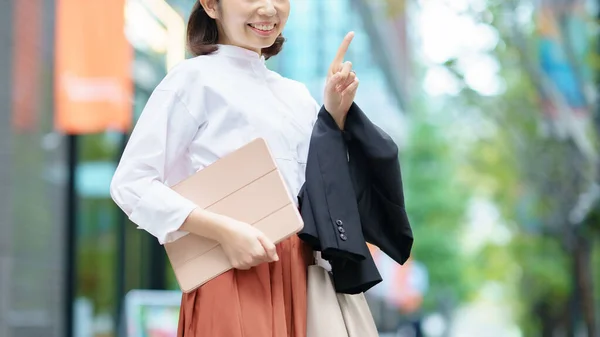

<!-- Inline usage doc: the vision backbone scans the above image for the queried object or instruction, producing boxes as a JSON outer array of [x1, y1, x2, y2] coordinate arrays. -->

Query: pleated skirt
[[177, 235, 313, 337]]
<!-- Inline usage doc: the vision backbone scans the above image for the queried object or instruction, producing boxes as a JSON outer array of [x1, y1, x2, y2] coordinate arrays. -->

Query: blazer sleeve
[[298, 106, 371, 263], [344, 103, 414, 265]]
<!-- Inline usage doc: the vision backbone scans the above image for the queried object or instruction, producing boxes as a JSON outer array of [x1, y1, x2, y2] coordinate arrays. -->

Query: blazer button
[[338, 226, 345, 233], [340, 233, 347, 241], [336, 219, 343, 226]]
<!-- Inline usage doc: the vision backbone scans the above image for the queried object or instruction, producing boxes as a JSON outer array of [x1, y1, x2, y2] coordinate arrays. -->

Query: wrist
[[181, 207, 234, 243], [322, 105, 346, 130], [334, 114, 346, 130], [212, 213, 237, 243]]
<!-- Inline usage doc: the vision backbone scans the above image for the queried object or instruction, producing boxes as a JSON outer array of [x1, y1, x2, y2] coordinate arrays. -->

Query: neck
[[218, 40, 261, 56]]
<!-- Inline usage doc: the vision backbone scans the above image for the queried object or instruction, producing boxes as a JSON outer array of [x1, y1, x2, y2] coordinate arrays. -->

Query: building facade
[[1, 0, 68, 336]]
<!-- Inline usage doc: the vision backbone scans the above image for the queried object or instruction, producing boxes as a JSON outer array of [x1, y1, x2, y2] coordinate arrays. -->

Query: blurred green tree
[[431, 0, 600, 335], [401, 103, 475, 317]]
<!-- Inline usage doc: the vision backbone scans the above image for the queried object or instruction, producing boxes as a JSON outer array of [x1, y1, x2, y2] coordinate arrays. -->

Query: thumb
[[257, 234, 279, 261]]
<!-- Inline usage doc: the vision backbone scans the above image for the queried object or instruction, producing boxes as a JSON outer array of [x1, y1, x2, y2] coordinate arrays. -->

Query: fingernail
[[274, 254, 279, 261]]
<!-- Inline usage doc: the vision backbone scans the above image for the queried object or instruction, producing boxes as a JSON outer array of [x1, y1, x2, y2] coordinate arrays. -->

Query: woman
[[110, 0, 359, 336]]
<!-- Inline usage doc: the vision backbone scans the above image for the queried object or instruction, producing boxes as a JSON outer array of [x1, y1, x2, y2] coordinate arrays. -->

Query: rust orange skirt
[[177, 235, 313, 337]]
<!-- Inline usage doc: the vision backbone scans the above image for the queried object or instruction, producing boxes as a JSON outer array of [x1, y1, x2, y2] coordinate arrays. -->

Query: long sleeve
[[345, 103, 413, 265], [110, 89, 204, 244]]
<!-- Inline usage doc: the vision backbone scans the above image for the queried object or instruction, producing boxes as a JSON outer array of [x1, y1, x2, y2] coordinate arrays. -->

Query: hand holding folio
[[219, 216, 279, 270]]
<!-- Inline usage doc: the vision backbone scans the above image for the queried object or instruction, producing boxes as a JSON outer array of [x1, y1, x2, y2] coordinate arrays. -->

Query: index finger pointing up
[[331, 31, 355, 67]]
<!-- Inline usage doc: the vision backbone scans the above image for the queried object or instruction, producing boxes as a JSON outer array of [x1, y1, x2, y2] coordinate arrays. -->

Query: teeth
[[250, 23, 275, 31]]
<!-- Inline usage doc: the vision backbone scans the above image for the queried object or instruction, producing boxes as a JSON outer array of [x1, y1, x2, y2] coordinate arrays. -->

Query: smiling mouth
[[247, 23, 277, 32]]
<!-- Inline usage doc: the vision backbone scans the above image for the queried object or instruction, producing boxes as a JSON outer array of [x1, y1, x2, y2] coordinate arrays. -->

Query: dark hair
[[187, 1, 285, 60]]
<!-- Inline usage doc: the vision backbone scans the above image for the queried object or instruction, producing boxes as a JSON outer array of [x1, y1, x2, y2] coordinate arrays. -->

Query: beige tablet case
[[164, 138, 304, 293]]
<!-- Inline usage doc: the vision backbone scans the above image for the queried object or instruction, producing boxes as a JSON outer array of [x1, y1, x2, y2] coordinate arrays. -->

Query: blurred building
[[1, 1, 68, 337], [0, 0, 410, 336], [275, 0, 410, 141]]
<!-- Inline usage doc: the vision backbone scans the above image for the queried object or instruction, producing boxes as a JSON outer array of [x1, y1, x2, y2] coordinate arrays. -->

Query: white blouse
[[110, 44, 320, 244]]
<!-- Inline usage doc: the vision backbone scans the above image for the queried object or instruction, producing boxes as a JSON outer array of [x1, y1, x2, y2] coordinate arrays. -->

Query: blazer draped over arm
[[298, 102, 414, 294]]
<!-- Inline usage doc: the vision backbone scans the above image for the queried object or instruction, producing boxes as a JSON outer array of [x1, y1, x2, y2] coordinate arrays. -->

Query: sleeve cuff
[[129, 181, 198, 244]]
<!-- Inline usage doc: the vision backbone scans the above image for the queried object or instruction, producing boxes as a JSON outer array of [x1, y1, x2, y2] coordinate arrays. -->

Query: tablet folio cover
[[164, 138, 304, 293]]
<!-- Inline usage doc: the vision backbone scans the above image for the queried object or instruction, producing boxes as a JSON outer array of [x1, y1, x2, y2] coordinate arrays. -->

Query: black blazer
[[297, 103, 414, 294]]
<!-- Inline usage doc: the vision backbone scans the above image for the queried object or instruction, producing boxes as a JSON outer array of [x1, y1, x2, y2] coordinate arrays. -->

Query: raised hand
[[324, 31, 359, 130]]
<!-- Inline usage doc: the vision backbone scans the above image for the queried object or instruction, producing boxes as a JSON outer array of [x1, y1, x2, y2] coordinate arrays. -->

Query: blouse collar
[[216, 44, 266, 64]]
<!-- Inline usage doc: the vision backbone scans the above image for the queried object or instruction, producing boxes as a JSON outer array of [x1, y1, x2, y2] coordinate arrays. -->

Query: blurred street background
[[1, 0, 600, 336]]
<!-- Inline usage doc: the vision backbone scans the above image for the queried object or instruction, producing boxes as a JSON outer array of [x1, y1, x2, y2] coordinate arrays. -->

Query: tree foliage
[[401, 104, 475, 311], [428, 0, 600, 334]]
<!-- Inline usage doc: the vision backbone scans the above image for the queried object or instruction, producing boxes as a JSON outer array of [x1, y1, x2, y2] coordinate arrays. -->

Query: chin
[[245, 27, 281, 47], [260, 38, 279, 48]]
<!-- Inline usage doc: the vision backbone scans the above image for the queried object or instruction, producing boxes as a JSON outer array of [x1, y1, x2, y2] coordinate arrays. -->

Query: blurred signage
[[537, 0, 590, 116], [12, 0, 42, 132], [369, 248, 429, 314], [54, 0, 133, 134], [124, 289, 181, 337], [76, 161, 118, 198]]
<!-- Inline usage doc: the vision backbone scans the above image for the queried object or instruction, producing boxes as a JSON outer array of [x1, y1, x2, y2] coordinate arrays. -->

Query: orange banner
[[54, 0, 133, 134]]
